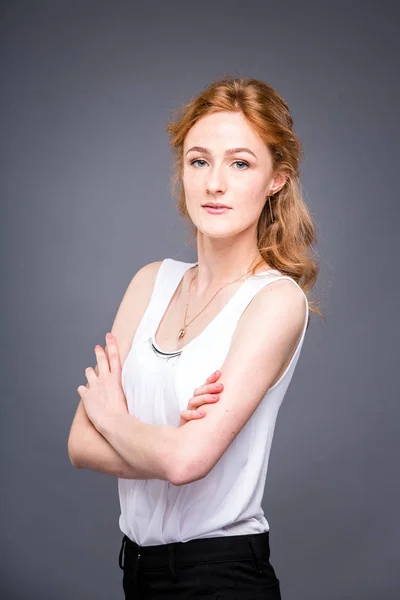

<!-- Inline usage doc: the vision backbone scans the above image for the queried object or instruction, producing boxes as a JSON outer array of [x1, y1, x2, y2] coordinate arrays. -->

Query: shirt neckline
[[150, 261, 278, 356]]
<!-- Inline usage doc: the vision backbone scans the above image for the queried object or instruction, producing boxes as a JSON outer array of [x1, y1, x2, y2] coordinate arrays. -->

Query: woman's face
[[182, 111, 286, 239]]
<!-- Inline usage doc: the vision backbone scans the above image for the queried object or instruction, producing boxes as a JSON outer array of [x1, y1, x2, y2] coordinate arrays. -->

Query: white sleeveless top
[[119, 258, 309, 546]]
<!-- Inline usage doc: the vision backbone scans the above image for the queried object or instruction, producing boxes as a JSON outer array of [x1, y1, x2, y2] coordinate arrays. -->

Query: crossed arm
[[68, 261, 166, 481], [68, 275, 306, 486], [68, 393, 143, 480]]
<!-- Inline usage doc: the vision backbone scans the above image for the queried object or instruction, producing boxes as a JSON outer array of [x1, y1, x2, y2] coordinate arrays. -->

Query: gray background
[[1, 1, 399, 598]]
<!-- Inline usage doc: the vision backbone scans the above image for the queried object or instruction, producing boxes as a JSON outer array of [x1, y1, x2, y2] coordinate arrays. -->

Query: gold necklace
[[177, 264, 255, 340]]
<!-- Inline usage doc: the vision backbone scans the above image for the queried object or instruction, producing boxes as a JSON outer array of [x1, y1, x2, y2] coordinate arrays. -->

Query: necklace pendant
[[178, 328, 186, 339]]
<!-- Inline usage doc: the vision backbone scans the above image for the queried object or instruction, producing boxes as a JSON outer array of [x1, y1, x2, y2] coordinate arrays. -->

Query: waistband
[[119, 531, 270, 584]]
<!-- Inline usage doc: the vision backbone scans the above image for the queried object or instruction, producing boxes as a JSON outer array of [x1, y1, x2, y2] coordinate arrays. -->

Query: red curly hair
[[166, 76, 324, 321]]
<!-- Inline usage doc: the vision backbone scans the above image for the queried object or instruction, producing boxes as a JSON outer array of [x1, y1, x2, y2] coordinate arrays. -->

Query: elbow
[[69, 453, 83, 469], [167, 429, 210, 486], [168, 465, 187, 487], [67, 437, 84, 469], [169, 454, 209, 486]]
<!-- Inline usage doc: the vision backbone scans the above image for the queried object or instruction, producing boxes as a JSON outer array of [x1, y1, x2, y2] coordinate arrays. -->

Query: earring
[[267, 195, 274, 222]]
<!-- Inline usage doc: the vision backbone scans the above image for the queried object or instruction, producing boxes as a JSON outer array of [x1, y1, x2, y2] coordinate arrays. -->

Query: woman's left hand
[[77, 332, 128, 431]]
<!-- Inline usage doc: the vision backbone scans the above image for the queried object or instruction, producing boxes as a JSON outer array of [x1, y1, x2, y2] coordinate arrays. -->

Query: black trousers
[[118, 530, 282, 599]]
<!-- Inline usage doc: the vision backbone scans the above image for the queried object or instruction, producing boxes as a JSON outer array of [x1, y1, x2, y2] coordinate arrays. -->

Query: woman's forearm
[[68, 401, 152, 479]]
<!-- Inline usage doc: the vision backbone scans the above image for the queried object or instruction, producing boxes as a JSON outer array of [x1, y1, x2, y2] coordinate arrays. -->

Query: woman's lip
[[202, 205, 231, 209], [203, 205, 231, 214]]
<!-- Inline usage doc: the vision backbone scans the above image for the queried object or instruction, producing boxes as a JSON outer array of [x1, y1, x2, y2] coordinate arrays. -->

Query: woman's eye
[[190, 159, 249, 169], [233, 160, 249, 170], [190, 159, 207, 167]]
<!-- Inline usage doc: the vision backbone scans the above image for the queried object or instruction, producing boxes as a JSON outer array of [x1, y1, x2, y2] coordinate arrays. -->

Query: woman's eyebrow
[[186, 146, 257, 159]]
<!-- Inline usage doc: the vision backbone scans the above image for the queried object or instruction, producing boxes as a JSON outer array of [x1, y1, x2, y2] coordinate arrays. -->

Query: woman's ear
[[270, 171, 289, 195]]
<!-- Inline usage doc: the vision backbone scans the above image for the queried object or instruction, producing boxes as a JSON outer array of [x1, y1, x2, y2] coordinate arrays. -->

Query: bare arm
[[67, 260, 163, 479], [172, 279, 308, 485], [68, 392, 145, 479], [91, 281, 307, 487]]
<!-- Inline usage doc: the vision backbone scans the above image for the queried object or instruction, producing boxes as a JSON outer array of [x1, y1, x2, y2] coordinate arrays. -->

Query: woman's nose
[[206, 167, 227, 194]]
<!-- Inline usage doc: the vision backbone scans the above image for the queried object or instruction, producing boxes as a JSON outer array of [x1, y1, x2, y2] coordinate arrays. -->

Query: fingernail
[[106, 333, 113, 341]]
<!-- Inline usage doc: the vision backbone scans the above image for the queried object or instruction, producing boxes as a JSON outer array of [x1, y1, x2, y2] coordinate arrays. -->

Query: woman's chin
[[196, 224, 241, 239]]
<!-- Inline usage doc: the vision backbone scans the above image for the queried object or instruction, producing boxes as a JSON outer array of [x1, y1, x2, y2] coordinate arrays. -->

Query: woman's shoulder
[[110, 258, 190, 366], [142, 257, 193, 270], [131, 257, 193, 294], [136, 259, 164, 279], [132, 256, 193, 285], [110, 260, 164, 365]]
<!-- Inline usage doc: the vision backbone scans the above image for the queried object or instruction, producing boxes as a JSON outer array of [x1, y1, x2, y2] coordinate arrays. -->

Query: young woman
[[68, 76, 323, 599]]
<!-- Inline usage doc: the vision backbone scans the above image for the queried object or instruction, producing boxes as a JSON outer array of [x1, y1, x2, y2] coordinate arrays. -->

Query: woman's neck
[[193, 252, 269, 293]]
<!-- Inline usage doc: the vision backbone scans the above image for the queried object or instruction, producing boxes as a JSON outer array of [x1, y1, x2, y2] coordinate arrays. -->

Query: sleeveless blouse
[[119, 258, 309, 546]]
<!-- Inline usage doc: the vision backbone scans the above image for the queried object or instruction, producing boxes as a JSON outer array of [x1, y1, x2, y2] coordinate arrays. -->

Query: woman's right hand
[[178, 370, 223, 427]]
